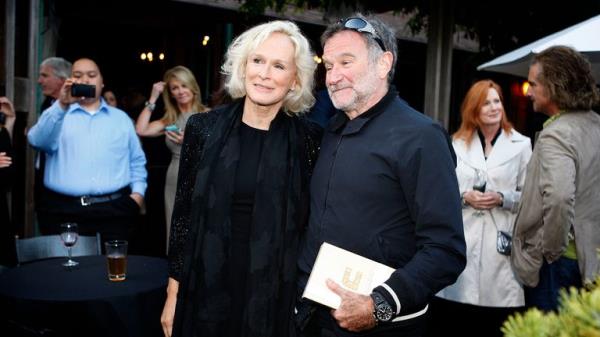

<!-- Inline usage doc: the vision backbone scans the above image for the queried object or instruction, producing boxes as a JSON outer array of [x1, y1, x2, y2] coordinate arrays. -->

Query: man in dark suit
[[297, 14, 466, 337], [34, 57, 72, 215]]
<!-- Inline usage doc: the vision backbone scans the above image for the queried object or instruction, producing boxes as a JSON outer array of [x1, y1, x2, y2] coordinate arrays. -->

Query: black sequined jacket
[[167, 99, 321, 337]]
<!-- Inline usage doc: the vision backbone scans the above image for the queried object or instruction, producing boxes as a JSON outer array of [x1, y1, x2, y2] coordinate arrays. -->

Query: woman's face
[[103, 91, 117, 107], [244, 32, 297, 110], [479, 88, 503, 127], [168, 78, 194, 107]]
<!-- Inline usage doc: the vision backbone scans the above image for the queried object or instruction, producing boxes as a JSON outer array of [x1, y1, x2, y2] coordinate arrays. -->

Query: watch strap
[[370, 291, 393, 323]]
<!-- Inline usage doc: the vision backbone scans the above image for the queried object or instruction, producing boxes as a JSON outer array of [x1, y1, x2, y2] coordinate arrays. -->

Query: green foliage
[[502, 309, 559, 337], [502, 280, 600, 337], [237, 0, 600, 57]]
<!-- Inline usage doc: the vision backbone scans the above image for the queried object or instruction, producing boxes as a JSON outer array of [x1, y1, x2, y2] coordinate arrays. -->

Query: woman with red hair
[[432, 80, 532, 337]]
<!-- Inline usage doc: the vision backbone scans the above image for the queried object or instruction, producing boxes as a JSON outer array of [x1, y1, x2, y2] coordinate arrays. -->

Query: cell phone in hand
[[165, 124, 180, 133], [71, 83, 96, 98]]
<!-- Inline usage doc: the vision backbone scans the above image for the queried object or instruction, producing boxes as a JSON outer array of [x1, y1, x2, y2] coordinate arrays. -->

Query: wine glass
[[472, 169, 487, 217], [60, 223, 79, 267]]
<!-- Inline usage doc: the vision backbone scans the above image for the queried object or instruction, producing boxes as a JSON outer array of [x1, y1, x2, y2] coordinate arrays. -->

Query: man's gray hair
[[321, 13, 398, 83], [41, 57, 72, 79]]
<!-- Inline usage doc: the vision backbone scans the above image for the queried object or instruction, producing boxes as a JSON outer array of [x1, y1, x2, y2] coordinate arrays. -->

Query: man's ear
[[377, 51, 393, 80]]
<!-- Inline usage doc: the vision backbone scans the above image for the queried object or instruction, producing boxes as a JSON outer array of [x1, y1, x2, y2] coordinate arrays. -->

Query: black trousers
[[37, 188, 140, 246], [424, 297, 525, 337], [299, 306, 426, 337]]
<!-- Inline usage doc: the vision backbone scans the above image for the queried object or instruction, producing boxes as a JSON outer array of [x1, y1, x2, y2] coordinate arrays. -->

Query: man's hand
[[129, 193, 144, 208], [327, 279, 377, 332], [57, 78, 81, 110]]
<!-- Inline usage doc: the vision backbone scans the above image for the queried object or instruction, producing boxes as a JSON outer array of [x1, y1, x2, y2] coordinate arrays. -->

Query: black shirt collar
[[477, 127, 502, 158]]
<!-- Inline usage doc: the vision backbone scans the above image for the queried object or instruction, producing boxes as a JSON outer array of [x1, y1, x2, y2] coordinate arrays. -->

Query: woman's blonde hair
[[161, 66, 208, 124], [221, 20, 316, 115]]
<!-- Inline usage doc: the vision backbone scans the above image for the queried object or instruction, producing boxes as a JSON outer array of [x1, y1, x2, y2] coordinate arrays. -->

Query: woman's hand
[[0, 152, 12, 168], [464, 190, 502, 210], [161, 278, 179, 337], [150, 81, 166, 103], [0, 97, 17, 138], [165, 130, 184, 145], [0, 97, 15, 117]]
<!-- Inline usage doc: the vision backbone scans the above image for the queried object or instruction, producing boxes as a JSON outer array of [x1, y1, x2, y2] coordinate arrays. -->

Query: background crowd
[[1, 12, 599, 337]]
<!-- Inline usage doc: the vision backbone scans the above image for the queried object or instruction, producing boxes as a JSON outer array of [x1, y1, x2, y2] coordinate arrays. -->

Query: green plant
[[502, 279, 600, 337]]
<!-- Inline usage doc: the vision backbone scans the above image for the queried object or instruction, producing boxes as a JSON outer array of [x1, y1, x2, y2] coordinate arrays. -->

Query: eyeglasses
[[341, 17, 386, 52]]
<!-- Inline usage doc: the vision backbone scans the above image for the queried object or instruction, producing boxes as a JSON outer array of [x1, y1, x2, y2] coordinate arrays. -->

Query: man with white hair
[[297, 13, 466, 337]]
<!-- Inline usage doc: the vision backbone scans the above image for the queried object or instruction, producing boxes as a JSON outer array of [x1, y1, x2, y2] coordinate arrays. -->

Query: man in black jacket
[[297, 13, 466, 337]]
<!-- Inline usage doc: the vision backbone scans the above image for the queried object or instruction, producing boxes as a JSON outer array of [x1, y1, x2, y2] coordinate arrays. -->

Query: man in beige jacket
[[511, 46, 600, 311]]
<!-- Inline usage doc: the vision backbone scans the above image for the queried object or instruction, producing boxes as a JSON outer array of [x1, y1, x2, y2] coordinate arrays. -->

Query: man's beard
[[327, 69, 379, 113]]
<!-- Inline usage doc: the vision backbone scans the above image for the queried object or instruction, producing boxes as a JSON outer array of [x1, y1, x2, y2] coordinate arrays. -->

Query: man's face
[[71, 59, 103, 102], [527, 63, 553, 115], [38, 64, 65, 99], [322, 30, 381, 115]]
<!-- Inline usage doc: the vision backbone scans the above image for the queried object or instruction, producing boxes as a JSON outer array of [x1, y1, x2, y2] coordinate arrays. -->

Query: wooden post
[[23, 0, 41, 236], [4, 0, 15, 99], [423, 0, 454, 129]]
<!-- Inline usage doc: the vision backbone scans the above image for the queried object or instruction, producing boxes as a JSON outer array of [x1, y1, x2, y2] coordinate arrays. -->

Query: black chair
[[14, 233, 101, 265]]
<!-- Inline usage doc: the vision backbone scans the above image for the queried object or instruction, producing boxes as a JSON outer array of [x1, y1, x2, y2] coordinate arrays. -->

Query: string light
[[141, 51, 166, 62]]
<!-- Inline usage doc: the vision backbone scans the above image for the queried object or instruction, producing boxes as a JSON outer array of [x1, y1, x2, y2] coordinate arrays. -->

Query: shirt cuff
[[130, 182, 146, 197], [499, 189, 520, 213]]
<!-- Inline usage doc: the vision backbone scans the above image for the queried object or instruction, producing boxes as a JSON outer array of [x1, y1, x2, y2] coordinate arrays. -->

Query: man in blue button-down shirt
[[28, 58, 147, 243]]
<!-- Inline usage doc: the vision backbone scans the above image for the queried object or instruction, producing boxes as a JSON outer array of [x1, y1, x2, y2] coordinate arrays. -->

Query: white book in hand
[[302, 242, 395, 309]]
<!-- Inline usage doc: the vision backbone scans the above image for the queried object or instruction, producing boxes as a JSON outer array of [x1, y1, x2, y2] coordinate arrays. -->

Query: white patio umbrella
[[477, 14, 600, 83]]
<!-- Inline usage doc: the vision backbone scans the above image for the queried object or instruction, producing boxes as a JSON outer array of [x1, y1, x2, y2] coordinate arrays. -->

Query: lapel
[[454, 129, 528, 170], [454, 133, 487, 170], [486, 129, 528, 169]]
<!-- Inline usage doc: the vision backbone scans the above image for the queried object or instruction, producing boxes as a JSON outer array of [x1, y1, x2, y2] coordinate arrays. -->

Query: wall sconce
[[202, 35, 210, 46], [521, 82, 530, 96], [313, 55, 322, 64]]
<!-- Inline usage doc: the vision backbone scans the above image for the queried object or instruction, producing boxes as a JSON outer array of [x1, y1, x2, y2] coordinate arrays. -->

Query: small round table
[[0, 255, 168, 337]]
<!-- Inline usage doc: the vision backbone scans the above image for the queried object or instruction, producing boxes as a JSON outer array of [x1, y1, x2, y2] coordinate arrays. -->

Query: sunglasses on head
[[341, 17, 386, 52]]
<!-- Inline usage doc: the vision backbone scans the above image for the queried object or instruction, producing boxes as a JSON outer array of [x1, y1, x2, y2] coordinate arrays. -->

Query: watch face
[[376, 304, 393, 322]]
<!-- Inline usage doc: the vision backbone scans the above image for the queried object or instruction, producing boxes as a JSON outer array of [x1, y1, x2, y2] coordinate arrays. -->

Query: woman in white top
[[431, 80, 532, 337]]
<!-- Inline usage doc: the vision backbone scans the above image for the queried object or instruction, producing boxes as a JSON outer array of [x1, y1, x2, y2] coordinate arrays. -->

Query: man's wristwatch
[[370, 291, 393, 323]]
